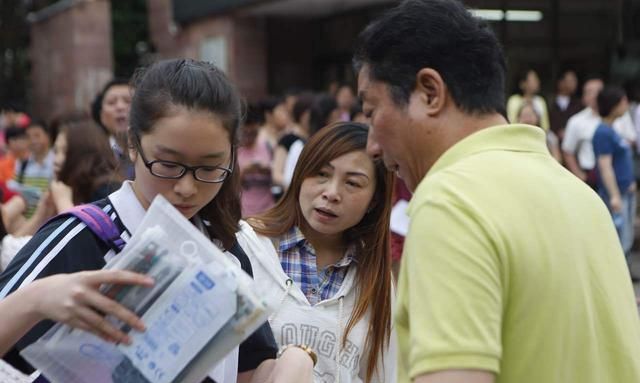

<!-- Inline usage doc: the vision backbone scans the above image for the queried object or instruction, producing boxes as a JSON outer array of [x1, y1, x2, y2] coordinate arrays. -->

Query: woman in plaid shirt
[[245, 122, 396, 383]]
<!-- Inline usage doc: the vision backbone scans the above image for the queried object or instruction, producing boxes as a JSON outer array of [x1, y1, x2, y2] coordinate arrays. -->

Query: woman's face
[[336, 86, 355, 110], [517, 105, 540, 126], [521, 71, 540, 96], [130, 106, 233, 219], [271, 103, 290, 131], [299, 150, 376, 239], [53, 131, 67, 177], [100, 85, 132, 135]]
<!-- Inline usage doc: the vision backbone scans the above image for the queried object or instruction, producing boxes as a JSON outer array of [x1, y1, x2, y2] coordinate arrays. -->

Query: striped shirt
[[278, 226, 355, 305], [13, 150, 55, 217]]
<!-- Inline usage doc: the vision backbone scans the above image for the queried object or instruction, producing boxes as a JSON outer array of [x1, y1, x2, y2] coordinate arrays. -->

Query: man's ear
[[415, 68, 447, 116]]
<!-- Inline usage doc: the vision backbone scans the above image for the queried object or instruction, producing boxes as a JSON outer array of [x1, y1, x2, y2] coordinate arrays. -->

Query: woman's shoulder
[[237, 219, 274, 244], [236, 220, 279, 260]]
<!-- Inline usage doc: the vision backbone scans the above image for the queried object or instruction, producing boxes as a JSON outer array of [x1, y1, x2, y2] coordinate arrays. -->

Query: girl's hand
[[27, 270, 154, 344]]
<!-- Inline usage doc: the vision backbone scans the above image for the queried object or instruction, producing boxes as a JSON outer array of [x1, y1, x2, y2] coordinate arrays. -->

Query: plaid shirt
[[278, 226, 355, 305]]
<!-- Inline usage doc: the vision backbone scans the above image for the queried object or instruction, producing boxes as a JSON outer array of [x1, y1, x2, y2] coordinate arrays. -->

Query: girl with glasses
[[0, 59, 313, 383]]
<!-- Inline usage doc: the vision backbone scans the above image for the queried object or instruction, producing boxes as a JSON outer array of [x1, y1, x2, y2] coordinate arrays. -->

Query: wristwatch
[[277, 343, 318, 367]]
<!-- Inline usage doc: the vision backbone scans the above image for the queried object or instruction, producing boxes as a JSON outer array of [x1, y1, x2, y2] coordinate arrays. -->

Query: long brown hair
[[250, 122, 394, 382], [56, 120, 122, 204]]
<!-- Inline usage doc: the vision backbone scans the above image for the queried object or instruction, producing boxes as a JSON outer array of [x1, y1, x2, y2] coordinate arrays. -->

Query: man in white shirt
[[562, 78, 636, 187]]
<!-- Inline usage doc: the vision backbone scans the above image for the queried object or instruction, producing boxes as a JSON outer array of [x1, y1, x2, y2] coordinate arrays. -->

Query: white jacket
[[236, 221, 397, 383]]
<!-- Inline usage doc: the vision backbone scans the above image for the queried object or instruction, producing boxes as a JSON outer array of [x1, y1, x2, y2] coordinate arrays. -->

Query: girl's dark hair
[[56, 121, 122, 204], [251, 122, 394, 382], [91, 78, 130, 133], [597, 86, 626, 118], [129, 58, 243, 249]]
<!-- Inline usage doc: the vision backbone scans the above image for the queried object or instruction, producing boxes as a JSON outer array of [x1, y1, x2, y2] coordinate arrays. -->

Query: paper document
[[21, 195, 271, 383]]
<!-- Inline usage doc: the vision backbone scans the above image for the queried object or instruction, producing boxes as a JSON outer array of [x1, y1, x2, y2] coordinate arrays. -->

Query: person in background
[[562, 78, 604, 187], [238, 104, 275, 217], [1, 120, 121, 271], [284, 93, 342, 193], [91, 78, 134, 179], [355, 1, 640, 382], [258, 96, 291, 155], [562, 78, 637, 188], [507, 69, 550, 131], [274, 92, 314, 190], [549, 69, 582, 141], [309, 93, 340, 137], [518, 102, 562, 162], [336, 85, 356, 122], [0, 127, 30, 183], [248, 122, 397, 383], [50, 120, 122, 212], [10, 120, 55, 217], [592, 86, 636, 265], [284, 88, 301, 117]]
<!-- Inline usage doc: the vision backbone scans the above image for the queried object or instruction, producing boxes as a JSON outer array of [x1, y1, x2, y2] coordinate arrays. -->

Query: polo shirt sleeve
[[592, 128, 614, 157], [401, 196, 502, 379]]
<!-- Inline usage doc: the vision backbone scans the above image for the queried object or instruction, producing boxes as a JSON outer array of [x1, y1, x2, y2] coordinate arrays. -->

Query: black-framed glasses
[[134, 136, 234, 183]]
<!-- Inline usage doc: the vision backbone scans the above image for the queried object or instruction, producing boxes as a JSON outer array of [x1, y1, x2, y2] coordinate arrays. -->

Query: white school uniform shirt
[[236, 221, 397, 383]]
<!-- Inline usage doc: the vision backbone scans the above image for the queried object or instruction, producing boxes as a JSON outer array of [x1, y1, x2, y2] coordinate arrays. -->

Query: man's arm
[[562, 152, 586, 181], [597, 155, 622, 212], [398, 198, 502, 381], [414, 370, 495, 383]]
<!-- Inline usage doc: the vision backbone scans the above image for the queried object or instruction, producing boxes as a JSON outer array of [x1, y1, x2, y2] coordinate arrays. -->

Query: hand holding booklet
[[21, 195, 271, 383]]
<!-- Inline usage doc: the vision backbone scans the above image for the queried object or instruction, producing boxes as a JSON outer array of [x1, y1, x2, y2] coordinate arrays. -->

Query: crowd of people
[[0, 0, 639, 382]]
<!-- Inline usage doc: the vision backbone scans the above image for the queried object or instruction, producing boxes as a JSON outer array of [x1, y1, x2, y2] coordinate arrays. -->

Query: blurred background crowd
[[0, 0, 639, 276]]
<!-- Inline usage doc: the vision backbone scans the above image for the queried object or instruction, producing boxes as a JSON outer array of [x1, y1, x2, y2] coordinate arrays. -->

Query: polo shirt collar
[[427, 124, 548, 177]]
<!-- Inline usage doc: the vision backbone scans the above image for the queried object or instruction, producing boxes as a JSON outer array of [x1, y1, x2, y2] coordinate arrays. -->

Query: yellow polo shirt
[[396, 124, 640, 382]]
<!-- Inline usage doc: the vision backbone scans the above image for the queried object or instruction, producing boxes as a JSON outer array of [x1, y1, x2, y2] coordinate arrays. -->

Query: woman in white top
[[245, 122, 397, 383]]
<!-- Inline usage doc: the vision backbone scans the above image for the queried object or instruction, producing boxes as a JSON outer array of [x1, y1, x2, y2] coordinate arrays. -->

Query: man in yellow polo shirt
[[354, 1, 640, 382]]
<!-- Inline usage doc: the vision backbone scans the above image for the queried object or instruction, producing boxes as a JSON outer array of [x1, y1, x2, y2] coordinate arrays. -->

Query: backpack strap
[[48, 204, 125, 253]]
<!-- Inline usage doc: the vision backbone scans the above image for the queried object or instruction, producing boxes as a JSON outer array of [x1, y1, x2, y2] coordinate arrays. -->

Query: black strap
[[17, 159, 28, 184]]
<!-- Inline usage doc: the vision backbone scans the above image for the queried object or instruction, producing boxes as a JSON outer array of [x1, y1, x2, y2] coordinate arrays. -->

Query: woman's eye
[[347, 181, 361, 188]]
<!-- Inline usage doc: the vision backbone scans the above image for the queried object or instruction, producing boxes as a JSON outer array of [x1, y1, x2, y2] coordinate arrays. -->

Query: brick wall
[[30, 0, 113, 122], [147, 0, 268, 102]]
